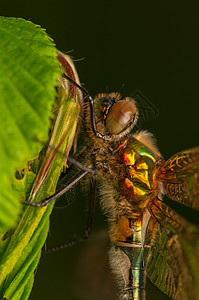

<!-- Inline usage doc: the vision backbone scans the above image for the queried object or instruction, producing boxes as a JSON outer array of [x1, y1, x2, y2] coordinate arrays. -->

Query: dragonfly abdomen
[[109, 242, 146, 300], [108, 211, 150, 300]]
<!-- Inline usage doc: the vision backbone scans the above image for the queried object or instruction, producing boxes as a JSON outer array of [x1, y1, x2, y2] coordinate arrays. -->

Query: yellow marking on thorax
[[123, 151, 136, 165]]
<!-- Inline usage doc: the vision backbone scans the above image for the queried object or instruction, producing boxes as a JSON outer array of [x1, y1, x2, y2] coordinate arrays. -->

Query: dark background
[[2, 1, 199, 300]]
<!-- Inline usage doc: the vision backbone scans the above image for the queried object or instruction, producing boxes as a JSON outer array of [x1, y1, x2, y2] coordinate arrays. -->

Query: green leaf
[[0, 18, 82, 299], [0, 39, 81, 297], [0, 94, 80, 299], [0, 17, 61, 230]]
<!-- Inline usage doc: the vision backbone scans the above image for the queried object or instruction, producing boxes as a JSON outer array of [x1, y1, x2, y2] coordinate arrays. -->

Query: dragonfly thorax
[[96, 133, 163, 210]]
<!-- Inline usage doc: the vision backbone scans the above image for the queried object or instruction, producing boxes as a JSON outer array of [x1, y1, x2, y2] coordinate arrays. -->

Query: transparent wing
[[157, 147, 199, 209], [144, 201, 199, 300]]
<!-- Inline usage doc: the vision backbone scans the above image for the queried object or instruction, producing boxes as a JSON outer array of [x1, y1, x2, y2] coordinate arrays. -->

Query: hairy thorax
[[95, 133, 163, 212]]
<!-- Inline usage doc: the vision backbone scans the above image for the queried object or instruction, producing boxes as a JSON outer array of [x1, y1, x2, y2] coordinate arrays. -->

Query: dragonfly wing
[[144, 203, 199, 300], [157, 147, 199, 209]]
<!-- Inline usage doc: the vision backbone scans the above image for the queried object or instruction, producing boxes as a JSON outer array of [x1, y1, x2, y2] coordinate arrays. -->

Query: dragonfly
[[23, 68, 199, 300]]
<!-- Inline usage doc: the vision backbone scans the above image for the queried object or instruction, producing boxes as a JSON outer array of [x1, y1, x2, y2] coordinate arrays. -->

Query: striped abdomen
[[109, 210, 151, 300]]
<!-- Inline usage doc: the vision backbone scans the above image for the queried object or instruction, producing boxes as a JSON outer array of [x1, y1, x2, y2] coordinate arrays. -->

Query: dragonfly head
[[87, 93, 139, 141], [105, 98, 138, 135]]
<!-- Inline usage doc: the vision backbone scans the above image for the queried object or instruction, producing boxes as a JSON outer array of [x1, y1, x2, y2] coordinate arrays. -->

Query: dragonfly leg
[[46, 142, 96, 175], [22, 144, 96, 208], [67, 156, 96, 175], [44, 152, 97, 253], [62, 74, 116, 141], [22, 170, 89, 207]]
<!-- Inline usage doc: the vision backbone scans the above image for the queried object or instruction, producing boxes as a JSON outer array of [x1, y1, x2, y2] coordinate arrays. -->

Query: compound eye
[[105, 100, 137, 134]]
